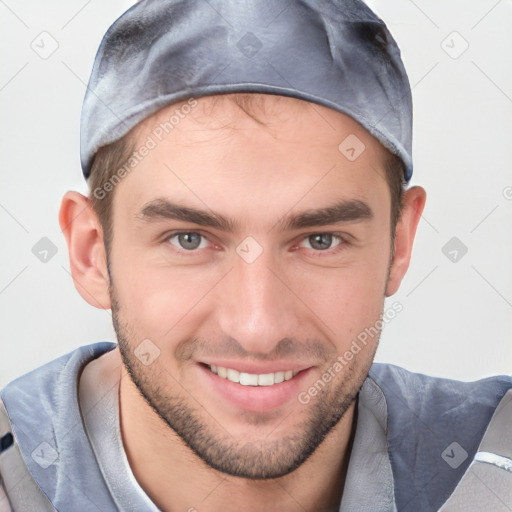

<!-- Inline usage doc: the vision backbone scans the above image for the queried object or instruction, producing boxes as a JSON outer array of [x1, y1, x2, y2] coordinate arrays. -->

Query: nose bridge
[[216, 247, 299, 354]]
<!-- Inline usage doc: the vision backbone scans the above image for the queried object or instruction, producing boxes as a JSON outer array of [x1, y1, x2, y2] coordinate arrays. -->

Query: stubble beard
[[111, 287, 379, 480]]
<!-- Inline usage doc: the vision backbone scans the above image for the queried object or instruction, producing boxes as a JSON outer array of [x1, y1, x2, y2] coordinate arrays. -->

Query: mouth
[[207, 364, 298, 386], [197, 361, 312, 413]]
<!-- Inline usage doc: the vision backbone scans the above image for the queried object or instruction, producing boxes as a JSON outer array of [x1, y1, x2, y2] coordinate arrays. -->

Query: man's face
[[108, 95, 394, 479]]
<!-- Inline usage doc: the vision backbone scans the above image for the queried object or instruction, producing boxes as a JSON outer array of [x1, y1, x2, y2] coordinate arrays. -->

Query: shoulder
[[0, 342, 117, 439], [368, 362, 512, 454], [0, 341, 117, 440], [367, 363, 512, 510], [369, 362, 512, 408], [0, 342, 117, 510], [0, 342, 116, 404], [369, 363, 512, 416]]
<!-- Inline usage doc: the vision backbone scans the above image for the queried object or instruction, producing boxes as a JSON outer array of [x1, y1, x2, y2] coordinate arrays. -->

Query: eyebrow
[[136, 198, 373, 232]]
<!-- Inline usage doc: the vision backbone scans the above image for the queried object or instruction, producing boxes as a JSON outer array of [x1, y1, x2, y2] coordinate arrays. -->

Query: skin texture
[[59, 94, 426, 512]]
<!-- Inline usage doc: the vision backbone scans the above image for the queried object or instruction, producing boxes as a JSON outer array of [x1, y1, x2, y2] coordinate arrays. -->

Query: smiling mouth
[[207, 364, 299, 387]]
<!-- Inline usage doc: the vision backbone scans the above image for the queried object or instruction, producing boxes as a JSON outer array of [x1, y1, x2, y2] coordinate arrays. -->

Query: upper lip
[[198, 359, 313, 374]]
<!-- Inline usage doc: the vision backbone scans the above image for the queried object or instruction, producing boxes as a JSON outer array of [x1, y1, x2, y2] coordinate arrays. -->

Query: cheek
[[298, 270, 386, 337], [111, 251, 223, 340], [288, 248, 390, 348]]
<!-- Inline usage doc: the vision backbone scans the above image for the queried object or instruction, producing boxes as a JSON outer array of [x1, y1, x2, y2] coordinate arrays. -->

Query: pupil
[[180, 232, 201, 250], [310, 234, 332, 250]]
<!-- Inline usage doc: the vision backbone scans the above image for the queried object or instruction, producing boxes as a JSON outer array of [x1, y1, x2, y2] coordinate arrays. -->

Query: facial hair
[[111, 288, 379, 480]]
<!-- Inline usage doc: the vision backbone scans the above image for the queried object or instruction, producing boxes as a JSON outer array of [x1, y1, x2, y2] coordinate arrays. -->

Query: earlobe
[[385, 186, 427, 297], [59, 191, 112, 309]]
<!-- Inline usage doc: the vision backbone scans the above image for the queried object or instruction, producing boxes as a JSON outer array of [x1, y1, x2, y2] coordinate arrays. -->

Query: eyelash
[[164, 231, 349, 256]]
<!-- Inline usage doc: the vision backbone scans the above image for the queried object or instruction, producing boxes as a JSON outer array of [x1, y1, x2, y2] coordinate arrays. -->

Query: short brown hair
[[88, 95, 405, 249], [89, 136, 135, 252]]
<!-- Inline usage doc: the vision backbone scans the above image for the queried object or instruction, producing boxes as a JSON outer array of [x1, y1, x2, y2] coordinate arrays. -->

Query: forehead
[[134, 93, 384, 148], [113, 94, 391, 223]]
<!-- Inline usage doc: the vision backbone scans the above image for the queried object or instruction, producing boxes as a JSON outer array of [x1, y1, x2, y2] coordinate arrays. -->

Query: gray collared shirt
[[4, 342, 510, 511]]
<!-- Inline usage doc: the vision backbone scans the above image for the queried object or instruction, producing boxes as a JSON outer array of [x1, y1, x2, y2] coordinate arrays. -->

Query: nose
[[215, 245, 300, 355]]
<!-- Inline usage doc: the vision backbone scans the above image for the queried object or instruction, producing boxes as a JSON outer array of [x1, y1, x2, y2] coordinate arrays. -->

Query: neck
[[119, 359, 357, 512]]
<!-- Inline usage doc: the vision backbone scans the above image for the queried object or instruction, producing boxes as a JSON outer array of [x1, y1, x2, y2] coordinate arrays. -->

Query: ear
[[386, 186, 427, 296], [59, 191, 111, 309]]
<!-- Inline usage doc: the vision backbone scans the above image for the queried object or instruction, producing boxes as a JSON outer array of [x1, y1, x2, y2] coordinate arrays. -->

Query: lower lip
[[197, 364, 311, 413]]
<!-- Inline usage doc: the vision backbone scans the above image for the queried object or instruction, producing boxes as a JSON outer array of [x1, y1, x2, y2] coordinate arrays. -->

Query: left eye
[[168, 232, 209, 251], [300, 233, 342, 251]]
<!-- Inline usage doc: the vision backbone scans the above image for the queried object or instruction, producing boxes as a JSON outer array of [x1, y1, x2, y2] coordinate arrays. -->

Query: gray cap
[[81, 0, 413, 181]]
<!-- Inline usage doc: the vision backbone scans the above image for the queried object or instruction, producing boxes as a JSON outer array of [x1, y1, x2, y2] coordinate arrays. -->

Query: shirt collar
[[339, 377, 396, 512]]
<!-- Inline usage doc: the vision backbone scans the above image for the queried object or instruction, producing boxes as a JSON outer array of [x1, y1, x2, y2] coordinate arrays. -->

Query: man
[[1, 0, 511, 511]]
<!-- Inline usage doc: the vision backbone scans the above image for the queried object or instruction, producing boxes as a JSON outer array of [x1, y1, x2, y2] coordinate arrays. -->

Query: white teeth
[[226, 368, 240, 383], [274, 371, 285, 384], [258, 373, 274, 386], [209, 365, 297, 386], [239, 372, 258, 386]]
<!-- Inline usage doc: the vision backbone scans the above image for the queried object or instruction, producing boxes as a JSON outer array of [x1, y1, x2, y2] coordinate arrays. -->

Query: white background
[[0, 0, 511, 388]]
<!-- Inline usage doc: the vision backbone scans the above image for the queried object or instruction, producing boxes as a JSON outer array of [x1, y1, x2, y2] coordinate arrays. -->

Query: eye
[[168, 232, 210, 251], [299, 233, 343, 252]]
